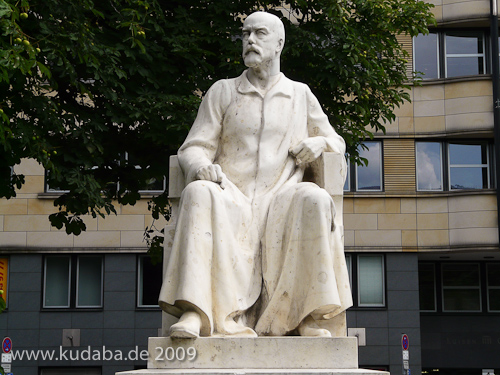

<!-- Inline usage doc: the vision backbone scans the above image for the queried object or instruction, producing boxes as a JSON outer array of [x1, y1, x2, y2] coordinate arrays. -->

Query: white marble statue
[[158, 11, 352, 338]]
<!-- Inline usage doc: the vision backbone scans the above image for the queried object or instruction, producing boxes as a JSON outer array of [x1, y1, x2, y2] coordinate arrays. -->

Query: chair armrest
[[309, 152, 347, 197], [168, 155, 185, 199]]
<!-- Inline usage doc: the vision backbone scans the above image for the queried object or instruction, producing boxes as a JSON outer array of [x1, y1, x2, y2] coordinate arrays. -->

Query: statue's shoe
[[298, 316, 332, 337], [169, 311, 201, 339]]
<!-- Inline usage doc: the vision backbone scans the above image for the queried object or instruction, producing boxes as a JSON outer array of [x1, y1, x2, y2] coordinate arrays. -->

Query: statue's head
[[242, 12, 285, 69]]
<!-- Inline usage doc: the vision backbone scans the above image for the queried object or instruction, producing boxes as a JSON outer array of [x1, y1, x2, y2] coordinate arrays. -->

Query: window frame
[[413, 31, 440, 79], [344, 140, 384, 193], [415, 140, 493, 192], [75, 255, 104, 309], [137, 254, 163, 308], [43, 255, 72, 308], [345, 253, 386, 309], [447, 142, 491, 190], [357, 254, 386, 307], [441, 263, 482, 313], [444, 31, 486, 78], [45, 152, 166, 194], [415, 141, 444, 192], [486, 263, 500, 312], [43, 254, 104, 310], [413, 29, 488, 80], [418, 263, 437, 312], [125, 152, 166, 194]]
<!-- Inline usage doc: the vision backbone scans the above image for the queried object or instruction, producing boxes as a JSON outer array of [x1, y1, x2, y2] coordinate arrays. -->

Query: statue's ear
[[276, 38, 284, 54]]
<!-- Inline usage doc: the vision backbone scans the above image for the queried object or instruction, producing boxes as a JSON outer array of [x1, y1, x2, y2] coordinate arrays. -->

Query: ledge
[[344, 189, 496, 199]]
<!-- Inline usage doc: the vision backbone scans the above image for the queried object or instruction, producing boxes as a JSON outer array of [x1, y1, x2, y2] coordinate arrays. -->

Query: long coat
[[158, 70, 352, 336]]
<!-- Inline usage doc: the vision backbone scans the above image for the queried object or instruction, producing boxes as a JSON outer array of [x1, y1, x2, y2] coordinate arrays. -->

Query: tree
[[0, 0, 434, 260]]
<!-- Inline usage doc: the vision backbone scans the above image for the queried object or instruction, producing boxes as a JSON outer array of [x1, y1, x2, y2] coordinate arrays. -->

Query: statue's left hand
[[290, 137, 327, 165]]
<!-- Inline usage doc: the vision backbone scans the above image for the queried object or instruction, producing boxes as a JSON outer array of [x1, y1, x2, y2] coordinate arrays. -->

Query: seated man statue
[[158, 11, 352, 338]]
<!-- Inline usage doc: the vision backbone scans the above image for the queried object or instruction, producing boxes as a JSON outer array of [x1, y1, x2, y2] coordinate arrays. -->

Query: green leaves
[[0, 0, 434, 250]]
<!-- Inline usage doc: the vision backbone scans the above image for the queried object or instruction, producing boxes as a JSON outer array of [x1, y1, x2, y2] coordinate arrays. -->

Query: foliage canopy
[[0, 0, 434, 259]]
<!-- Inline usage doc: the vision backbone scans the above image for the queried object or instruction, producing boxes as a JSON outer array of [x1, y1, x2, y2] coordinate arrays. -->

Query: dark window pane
[[419, 264, 436, 311], [77, 256, 102, 307], [449, 144, 487, 165], [442, 264, 480, 287], [140, 256, 162, 306], [488, 289, 500, 311], [488, 264, 500, 286], [446, 33, 483, 54], [414, 33, 439, 79], [140, 177, 165, 191], [45, 257, 70, 307], [416, 142, 442, 191], [446, 57, 484, 77], [450, 167, 487, 189], [445, 33, 484, 78], [443, 289, 481, 311]]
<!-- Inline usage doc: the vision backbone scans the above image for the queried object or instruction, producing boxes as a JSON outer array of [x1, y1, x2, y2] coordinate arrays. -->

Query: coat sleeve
[[177, 80, 231, 183], [305, 85, 346, 156], [305, 85, 348, 185]]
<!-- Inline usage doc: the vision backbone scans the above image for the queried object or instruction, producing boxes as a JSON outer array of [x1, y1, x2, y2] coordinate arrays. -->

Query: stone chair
[[161, 152, 348, 337]]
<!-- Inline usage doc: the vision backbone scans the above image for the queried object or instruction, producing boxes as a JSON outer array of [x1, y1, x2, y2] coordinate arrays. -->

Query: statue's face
[[242, 13, 283, 69]]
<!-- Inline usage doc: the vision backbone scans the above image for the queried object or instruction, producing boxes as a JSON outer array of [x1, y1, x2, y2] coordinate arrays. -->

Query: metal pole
[[491, 0, 500, 245]]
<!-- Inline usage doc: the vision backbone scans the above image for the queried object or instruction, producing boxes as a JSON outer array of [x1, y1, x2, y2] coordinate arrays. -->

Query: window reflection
[[448, 143, 489, 190], [413, 31, 486, 79], [416, 142, 443, 191], [356, 141, 382, 191], [445, 33, 485, 78], [414, 32, 439, 79], [416, 141, 491, 191]]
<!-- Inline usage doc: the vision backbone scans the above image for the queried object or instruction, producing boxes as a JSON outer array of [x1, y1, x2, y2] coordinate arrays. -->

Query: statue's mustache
[[244, 46, 261, 55]]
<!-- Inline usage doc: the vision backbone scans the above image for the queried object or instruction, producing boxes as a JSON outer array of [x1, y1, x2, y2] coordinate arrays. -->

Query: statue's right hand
[[195, 164, 227, 189]]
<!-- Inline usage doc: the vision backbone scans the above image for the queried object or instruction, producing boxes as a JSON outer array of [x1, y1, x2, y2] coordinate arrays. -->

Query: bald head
[[243, 12, 285, 46]]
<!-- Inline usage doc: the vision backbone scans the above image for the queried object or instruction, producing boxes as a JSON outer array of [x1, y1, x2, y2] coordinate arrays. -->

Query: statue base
[[115, 337, 389, 375]]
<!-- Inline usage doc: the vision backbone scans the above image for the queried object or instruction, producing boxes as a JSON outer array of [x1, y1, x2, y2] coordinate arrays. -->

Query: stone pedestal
[[115, 337, 389, 375]]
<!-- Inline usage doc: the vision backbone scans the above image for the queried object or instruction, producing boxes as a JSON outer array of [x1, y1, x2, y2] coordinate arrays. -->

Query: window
[[416, 142, 443, 191], [414, 31, 439, 79], [358, 255, 385, 306], [414, 31, 486, 79], [344, 141, 383, 192], [45, 170, 70, 193], [445, 32, 485, 78], [419, 261, 500, 313], [125, 153, 166, 193], [487, 264, 500, 312], [345, 254, 386, 308], [137, 255, 163, 307], [442, 263, 481, 312], [448, 142, 490, 190], [45, 152, 166, 193], [43, 255, 103, 309], [416, 141, 492, 191], [418, 263, 437, 312]]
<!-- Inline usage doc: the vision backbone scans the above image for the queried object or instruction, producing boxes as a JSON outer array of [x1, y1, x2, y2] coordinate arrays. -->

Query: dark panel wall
[[0, 253, 162, 375], [347, 253, 421, 375], [421, 315, 500, 369]]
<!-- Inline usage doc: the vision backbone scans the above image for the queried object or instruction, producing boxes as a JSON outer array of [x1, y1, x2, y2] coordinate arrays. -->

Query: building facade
[[344, 0, 500, 373], [1, 1, 500, 374]]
